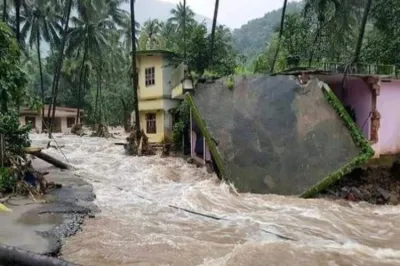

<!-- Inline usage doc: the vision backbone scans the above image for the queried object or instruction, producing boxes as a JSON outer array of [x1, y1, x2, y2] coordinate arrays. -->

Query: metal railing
[[304, 62, 399, 78]]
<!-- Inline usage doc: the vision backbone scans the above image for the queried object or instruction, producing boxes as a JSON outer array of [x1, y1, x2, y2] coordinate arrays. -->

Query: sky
[[160, 0, 301, 29]]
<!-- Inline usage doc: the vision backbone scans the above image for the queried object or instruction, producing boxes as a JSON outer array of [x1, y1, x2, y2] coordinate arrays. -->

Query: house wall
[[19, 115, 43, 133], [322, 77, 372, 140], [139, 110, 164, 143], [137, 55, 164, 100], [377, 80, 400, 155], [162, 57, 174, 97], [163, 111, 173, 137]]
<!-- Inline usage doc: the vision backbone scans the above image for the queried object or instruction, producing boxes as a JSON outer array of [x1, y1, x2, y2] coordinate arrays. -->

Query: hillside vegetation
[[233, 1, 304, 64]]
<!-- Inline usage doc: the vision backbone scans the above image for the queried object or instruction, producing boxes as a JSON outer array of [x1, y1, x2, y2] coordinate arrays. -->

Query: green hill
[[233, 1, 304, 64]]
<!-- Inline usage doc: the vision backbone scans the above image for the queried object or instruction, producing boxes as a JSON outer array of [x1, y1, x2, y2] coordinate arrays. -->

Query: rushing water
[[30, 132, 400, 266]]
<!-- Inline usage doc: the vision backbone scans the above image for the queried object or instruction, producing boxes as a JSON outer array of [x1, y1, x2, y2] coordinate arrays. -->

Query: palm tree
[[2, 0, 7, 22], [303, 0, 364, 65], [48, 0, 73, 136], [130, 0, 140, 137], [21, 0, 60, 124], [352, 0, 373, 66], [209, 0, 219, 68], [169, 1, 195, 59], [159, 20, 176, 49], [270, 0, 288, 73], [141, 19, 161, 49], [66, 1, 114, 121], [120, 15, 140, 53], [15, 0, 20, 43]]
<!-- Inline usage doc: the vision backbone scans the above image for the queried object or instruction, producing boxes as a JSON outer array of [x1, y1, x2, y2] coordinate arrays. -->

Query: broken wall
[[187, 75, 373, 196]]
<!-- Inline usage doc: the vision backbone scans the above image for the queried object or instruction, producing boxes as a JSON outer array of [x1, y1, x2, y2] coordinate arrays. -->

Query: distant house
[[315, 73, 400, 158], [19, 105, 83, 133], [134, 50, 193, 143]]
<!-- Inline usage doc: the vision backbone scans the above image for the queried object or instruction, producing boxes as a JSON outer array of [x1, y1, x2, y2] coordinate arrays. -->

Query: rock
[[186, 157, 195, 164], [339, 186, 350, 198], [377, 187, 391, 201], [376, 197, 385, 205], [360, 189, 372, 201], [350, 187, 364, 201], [389, 194, 398, 205], [347, 193, 357, 202], [391, 160, 400, 179]]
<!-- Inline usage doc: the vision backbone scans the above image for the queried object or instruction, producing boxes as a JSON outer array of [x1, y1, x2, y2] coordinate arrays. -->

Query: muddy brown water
[[30, 133, 400, 266]]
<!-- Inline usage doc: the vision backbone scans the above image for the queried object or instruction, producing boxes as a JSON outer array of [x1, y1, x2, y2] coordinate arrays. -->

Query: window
[[67, 117, 75, 128], [25, 116, 36, 128], [146, 113, 156, 134], [145, 67, 155, 87]]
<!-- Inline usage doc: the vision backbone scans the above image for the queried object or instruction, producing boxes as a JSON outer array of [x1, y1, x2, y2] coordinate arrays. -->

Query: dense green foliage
[[0, 22, 33, 157], [234, 0, 400, 74], [0, 22, 34, 192], [232, 1, 304, 66], [0, 22, 28, 113], [1, 0, 237, 128]]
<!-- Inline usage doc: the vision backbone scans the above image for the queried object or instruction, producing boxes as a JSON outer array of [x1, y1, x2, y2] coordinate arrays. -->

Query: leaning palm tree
[[21, 0, 60, 124], [130, 0, 140, 137], [269, 0, 288, 73]]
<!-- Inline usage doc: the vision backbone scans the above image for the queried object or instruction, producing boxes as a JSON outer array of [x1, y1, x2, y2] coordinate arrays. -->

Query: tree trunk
[[0, 243, 77, 266], [25, 149, 70, 170], [130, 0, 141, 139], [76, 43, 88, 122], [183, 0, 187, 60], [48, 0, 73, 137], [352, 0, 373, 67], [269, 0, 288, 73], [15, 0, 20, 43], [99, 65, 103, 124], [94, 69, 100, 123], [36, 30, 45, 130], [209, 0, 220, 68], [2, 0, 6, 22]]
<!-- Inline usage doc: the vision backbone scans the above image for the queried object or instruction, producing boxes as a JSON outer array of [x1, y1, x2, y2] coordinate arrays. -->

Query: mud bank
[[320, 159, 400, 205], [0, 159, 98, 258]]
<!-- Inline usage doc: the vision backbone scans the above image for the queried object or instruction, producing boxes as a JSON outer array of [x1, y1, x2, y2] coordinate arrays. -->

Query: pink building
[[316, 74, 400, 157]]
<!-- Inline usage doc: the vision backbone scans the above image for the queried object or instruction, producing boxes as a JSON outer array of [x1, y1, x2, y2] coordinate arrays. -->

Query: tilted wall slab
[[187, 75, 374, 197]]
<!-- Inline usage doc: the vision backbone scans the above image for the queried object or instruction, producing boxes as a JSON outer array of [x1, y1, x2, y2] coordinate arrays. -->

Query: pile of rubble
[[322, 162, 400, 205]]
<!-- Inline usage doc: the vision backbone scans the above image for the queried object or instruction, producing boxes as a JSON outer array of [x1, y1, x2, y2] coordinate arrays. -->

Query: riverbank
[[0, 158, 98, 257], [320, 157, 400, 205]]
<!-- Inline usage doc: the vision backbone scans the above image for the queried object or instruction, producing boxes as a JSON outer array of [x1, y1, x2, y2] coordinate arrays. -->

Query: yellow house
[[136, 50, 192, 143]]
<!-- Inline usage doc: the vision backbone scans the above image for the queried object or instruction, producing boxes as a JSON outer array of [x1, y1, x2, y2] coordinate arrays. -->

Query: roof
[[135, 50, 179, 57], [20, 105, 83, 117]]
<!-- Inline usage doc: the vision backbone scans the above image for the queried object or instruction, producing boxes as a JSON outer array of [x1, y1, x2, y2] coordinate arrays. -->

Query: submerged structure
[[186, 75, 373, 197]]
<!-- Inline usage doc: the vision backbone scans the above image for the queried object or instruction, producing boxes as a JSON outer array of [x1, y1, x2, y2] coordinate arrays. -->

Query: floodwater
[[30, 132, 400, 266]]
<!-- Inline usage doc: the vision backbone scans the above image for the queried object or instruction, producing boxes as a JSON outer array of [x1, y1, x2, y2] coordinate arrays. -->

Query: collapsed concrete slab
[[186, 75, 374, 197]]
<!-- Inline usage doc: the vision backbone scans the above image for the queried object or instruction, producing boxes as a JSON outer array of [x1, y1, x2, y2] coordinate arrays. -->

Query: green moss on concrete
[[185, 93, 226, 179], [300, 84, 375, 198]]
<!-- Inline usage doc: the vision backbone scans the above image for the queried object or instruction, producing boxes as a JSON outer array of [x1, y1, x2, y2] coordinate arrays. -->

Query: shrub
[[0, 168, 15, 193], [0, 111, 31, 160]]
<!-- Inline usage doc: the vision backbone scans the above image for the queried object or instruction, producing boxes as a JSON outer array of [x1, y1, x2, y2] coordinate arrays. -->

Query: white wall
[[19, 115, 43, 133]]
